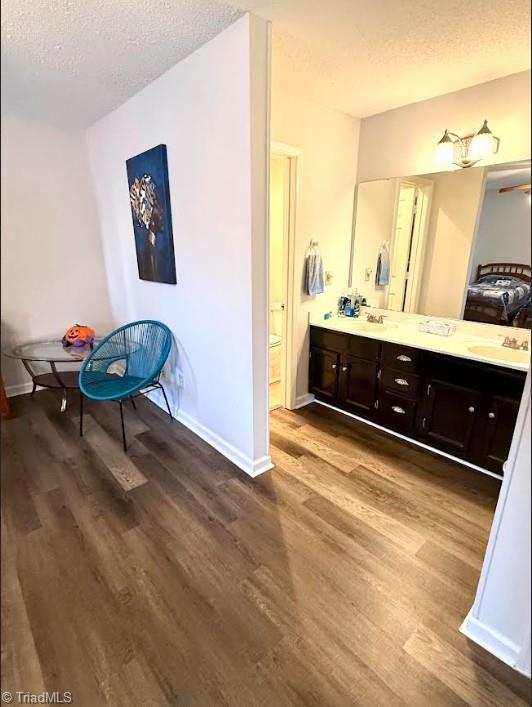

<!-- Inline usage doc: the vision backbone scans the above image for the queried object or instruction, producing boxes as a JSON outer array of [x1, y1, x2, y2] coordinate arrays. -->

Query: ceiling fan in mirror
[[498, 183, 531, 194]]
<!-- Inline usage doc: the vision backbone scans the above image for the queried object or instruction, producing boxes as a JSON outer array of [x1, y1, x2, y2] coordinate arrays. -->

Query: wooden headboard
[[476, 262, 532, 284]]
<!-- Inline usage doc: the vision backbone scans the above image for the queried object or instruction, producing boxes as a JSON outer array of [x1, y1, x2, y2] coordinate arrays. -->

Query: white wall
[[351, 179, 396, 308], [271, 88, 360, 402], [1, 113, 113, 394], [358, 71, 531, 183], [86, 14, 271, 476], [462, 372, 531, 677], [470, 187, 532, 282], [417, 168, 486, 319]]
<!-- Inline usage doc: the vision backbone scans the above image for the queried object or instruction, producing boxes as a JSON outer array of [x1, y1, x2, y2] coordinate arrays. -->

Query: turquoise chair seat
[[81, 372, 157, 400], [79, 320, 173, 451]]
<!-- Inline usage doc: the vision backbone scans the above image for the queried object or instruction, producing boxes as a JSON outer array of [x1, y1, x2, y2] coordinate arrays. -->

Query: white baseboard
[[147, 391, 272, 478], [177, 409, 272, 477], [460, 610, 525, 674], [6, 381, 35, 398], [293, 393, 315, 409]]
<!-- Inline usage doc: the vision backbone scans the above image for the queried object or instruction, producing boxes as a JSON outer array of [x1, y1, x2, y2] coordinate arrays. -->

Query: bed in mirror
[[350, 159, 531, 327]]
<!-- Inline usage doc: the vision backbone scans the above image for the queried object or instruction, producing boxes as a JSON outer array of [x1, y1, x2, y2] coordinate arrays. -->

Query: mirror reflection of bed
[[351, 159, 531, 329], [464, 262, 531, 327]]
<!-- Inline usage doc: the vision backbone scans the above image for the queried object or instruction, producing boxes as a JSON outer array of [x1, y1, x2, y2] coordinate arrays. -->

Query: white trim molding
[[6, 381, 35, 398], [148, 390, 273, 478], [270, 140, 302, 411], [176, 408, 273, 478], [293, 393, 315, 410], [460, 610, 521, 671]]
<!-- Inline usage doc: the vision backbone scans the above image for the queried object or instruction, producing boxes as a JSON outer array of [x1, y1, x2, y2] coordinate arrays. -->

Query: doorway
[[388, 178, 433, 312], [269, 155, 289, 410], [269, 143, 299, 411]]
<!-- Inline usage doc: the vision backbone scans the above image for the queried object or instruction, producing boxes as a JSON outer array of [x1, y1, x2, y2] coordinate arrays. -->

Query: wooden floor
[[2, 391, 530, 706]]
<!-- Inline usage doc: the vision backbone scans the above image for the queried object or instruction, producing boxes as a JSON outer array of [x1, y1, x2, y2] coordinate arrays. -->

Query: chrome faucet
[[502, 336, 529, 351], [367, 313, 385, 325]]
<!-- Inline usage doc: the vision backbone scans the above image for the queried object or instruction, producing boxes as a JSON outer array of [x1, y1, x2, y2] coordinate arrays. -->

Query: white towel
[[305, 253, 324, 296]]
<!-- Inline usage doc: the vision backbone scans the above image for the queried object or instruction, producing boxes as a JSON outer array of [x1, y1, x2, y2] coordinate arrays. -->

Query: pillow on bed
[[478, 274, 527, 288]]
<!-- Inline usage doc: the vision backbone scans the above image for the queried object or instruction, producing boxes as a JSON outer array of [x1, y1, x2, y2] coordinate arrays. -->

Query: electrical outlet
[[325, 270, 333, 286]]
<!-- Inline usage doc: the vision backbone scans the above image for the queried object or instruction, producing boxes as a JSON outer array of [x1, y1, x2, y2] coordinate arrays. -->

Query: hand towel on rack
[[375, 244, 390, 287], [305, 251, 324, 296]]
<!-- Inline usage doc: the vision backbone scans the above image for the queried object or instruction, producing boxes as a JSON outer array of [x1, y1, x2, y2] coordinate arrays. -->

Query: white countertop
[[309, 308, 531, 373]]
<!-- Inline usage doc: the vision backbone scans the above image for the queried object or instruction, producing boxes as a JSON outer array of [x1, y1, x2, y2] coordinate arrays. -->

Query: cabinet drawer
[[380, 368, 419, 399], [310, 326, 380, 361], [377, 392, 416, 434], [346, 335, 380, 361], [381, 342, 421, 372], [310, 327, 346, 353]]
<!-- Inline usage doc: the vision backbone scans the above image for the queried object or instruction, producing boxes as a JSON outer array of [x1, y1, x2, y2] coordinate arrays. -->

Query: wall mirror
[[350, 159, 531, 327]]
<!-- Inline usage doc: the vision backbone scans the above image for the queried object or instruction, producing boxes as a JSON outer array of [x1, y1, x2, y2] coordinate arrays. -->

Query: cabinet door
[[338, 354, 379, 416], [420, 379, 481, 456], [479, 396, 520, 474], [309, 347, 339, 402]]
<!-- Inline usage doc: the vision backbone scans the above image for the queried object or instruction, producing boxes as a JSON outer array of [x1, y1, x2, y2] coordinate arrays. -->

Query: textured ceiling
[[243, 0, 532, 118], [1, 0, 531, 127], [1, 0, 242, 127]]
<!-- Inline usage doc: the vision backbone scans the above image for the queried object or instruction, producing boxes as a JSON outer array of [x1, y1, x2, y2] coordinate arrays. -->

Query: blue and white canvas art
[[126, 144, 177, 285]]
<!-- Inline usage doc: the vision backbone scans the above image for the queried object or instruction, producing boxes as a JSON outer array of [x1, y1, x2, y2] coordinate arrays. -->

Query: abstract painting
[[126, 144, 177, 284]]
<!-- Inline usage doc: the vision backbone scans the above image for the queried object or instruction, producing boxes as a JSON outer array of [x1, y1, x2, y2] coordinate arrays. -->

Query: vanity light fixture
[[434, 120, 500, 169]]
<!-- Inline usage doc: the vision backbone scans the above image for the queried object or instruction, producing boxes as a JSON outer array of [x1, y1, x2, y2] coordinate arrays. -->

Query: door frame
[[270, 141, 300, 410], [404, 177, 433, 312], [388, 177, 433, 313]]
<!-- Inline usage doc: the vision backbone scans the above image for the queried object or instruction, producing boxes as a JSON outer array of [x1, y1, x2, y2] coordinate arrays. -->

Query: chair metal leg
[[119, 400, 127, 452], [159, 384, 173, 421], [130, 396, 137, 410], [79, 391, 84, 437]]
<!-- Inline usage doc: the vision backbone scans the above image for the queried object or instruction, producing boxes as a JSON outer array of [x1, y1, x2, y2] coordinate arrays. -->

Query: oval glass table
[[4, 339, 100, 412]]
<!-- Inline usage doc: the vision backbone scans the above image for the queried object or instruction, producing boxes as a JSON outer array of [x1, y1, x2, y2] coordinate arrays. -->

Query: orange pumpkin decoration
[[62, 324, 95, 348]]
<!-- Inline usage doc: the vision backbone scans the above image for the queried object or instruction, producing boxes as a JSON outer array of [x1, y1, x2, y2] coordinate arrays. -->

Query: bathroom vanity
[[308, 315, 529, 477]]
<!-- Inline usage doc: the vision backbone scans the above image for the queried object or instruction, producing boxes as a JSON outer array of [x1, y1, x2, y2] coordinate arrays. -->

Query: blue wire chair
[[79, 320, 173, 451]]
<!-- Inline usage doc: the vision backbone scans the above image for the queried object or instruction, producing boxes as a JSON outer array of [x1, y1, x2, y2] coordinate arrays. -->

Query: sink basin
[[468, 344, 530, 364], [352, 323, 390, 332]]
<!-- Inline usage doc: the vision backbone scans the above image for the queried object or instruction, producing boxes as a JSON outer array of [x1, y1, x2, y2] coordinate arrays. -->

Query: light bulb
[[469, 120, 497, 160], [434, 130, 454, 165]]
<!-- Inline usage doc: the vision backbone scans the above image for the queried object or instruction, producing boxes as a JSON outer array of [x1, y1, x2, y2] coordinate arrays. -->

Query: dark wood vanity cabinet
[[309, 328, 380, 416], [309, 326, 526, 476], [308, 346, 340, 402], [476, 395, 521, 471], [338, 355, 379, 416], [419, 379, 481, 456]]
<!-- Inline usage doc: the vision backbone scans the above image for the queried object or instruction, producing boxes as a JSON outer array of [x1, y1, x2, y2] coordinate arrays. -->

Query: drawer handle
[[488, 412, 495, 419], [397, 355, 412, 362], [394, 378, 409, 386], [331, 364, 337, 369], [468, 406, 475, 413], [341, 366, 348, 372], [392, 406, 406, 415]]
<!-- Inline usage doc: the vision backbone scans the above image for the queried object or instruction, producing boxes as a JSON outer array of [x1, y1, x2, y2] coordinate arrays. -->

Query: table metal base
[[29, 370, 80, 412]]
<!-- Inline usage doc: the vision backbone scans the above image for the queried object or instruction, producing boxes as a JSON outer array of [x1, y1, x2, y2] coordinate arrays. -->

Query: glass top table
[[4, 339, 100, 411], [7, 340, 99, 363]]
